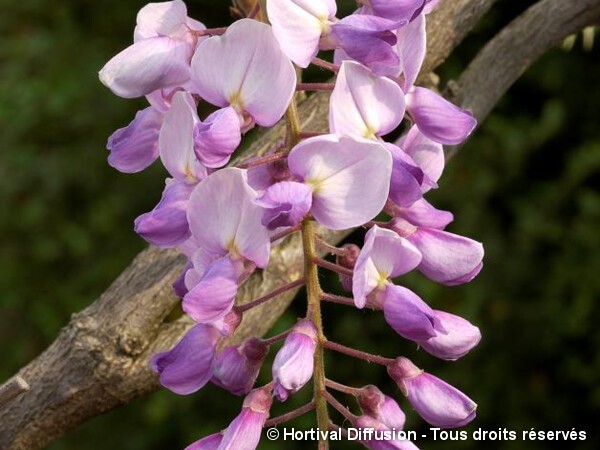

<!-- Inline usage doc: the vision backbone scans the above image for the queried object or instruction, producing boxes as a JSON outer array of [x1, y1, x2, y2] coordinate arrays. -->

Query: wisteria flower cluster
[[99, 0, 484, 448]]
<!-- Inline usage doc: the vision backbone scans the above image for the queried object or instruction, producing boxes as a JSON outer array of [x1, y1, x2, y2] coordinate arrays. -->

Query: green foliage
[[1, 1, 599, 449]]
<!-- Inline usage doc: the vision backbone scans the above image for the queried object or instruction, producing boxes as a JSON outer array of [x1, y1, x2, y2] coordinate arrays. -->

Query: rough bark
[[16, 0, 593, 448], [446, 0, 600, 157]]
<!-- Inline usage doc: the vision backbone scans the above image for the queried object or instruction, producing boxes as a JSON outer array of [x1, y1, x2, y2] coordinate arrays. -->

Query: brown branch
[[0, 2, 505, 449], [446, 0, 600, 158], [0, 377, 29, 409]]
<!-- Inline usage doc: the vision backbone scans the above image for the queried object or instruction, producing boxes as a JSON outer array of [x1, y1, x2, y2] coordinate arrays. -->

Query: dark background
[[1, 1, 599, 449]]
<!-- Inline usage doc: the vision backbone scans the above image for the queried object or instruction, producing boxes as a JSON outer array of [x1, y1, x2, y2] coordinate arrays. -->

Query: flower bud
[[336, 243, 360, 291], [418, 310, 481, 361], [272, 319, 318, 401], [354, 415, 419, 450], [150, 324, 220, 395], [358, 385, 406, 430], [388, 357, 477, 428], [184, 432, 223, 450], [219, 387, 272, 450], [212, 337, 269, 396]]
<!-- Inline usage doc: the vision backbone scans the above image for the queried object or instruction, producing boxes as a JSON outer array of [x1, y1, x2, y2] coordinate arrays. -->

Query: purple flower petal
[[407, 228, 484, 285], [99, 36, 192, 98], [255, 181, 313, 230], [353, 226, 422, 308], [273, 319, 317, 401], [419, 310, 481, 360], [358, 385, 406, 430], [191, 19, 296, 127], [107, 106, 163, 173], [390, 363, 477, 428], [354, 415, 420, 450], [212, 338, 268, 396], [362, 0, 426, 25], [328, 15, 400, 76], [398, 125, 444, 190], [150, 324, 220, 395], [288, 135, 392, 230], [134, 0, 193, 41], [391, 199, 454, 230], [187, 168, 271, 268], [159, 91, 207, 183], [195, 106, 242, 168], [173, 261, 193, 298], [184, 432, 223, 450], [406, 87, 477, 145], [383, 284, 441, 340], [396, 13, 426, 90], [134, 178, 193, 247], [386, 144, 425, 207], [183, 256, 240, 323], [329, 61, 405, 139], [219, 388, 272, 450], [267, 0, 337, 67]]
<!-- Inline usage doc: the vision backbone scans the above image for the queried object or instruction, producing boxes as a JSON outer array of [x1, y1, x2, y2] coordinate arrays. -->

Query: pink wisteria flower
[[388, 357, 477, 428], [191, 19, 297, 133], [99, 0, 204, 98], [287, 135, 393, 230], [183, 168, 270, 323], [268, 0, 398, 73], [272, 319, 318, 401], [99, 1, 486, 448]]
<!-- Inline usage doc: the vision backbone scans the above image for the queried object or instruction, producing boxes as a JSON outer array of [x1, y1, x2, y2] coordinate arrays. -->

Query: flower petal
[[406, 87, 477, 145], [182, 256, 240, 323], [398, 124, 445, 189], [383, 284, 440, 340], [361, 226, 422, 282], [396, 13, 426, 90], [366, 0, 426, 25], [329, 61, 405, 139], [184, 433, 223, 450], [107, 106, 163, 173], [150, 323, 219, 395], [187, 168, 271, 267], [191, 19, 296, 127], [267, 0, 336, 67], [288, 135, 392, 230], [329, 15, 400, 76], [195, 106, 242, 168], [386, 144, 425, 207], [255, 181, 313, 230], [392, 198, 454, 230], [407, 228, 484, 285], [403, 372, 477, 428], [134, 179, 193, 247], [134, 0, 191, 41], [99, 36, 192, 98], [419, 310, 482, 360], [159, 91, 206, 182]]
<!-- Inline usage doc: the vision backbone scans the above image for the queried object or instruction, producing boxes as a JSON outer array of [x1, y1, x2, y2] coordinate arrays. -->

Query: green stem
[[285, 98, 302, 149], [302, 220, 330, 449]]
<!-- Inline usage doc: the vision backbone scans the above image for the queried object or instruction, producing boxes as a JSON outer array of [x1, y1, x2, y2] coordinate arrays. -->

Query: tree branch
[[0, 1, 507, 449], [446, 0, 600, 157]]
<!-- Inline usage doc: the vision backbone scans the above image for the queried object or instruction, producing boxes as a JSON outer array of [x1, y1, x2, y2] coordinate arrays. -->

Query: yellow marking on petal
[[184, 165, 198, 184], [363, 125, 378, 140], [229, 91, 245, 110], [376, 271, 389, 289], [305, 178, 324, 194], [226, 238, 240, 258], [319, 16, 332, 34]]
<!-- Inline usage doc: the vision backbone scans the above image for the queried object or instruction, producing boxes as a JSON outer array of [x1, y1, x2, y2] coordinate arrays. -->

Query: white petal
[[330, 61, 405, 139], [288, 135, 392, 230]]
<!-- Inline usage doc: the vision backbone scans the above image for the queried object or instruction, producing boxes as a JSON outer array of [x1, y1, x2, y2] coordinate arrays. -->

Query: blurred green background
[[1, 1, 599, 449]]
